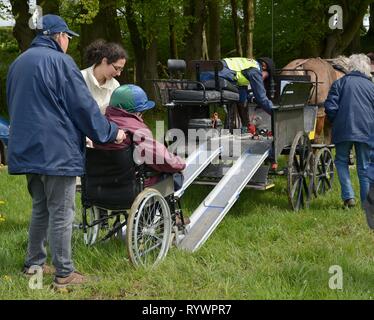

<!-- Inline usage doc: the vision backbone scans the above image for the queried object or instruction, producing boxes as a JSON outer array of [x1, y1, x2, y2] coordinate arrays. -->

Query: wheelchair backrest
[[85, 147, 136, 180], [82, 147, 140, 209]]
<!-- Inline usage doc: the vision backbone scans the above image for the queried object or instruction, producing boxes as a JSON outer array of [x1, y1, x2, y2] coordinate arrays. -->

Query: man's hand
[[115, 129, 126, 144], [86, 137, 93, 148]]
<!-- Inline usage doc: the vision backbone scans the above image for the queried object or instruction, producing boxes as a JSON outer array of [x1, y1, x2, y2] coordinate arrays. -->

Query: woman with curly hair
[[81, 39, 128, 114]]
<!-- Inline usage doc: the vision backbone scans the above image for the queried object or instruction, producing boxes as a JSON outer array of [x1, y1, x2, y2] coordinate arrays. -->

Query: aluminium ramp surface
[[174, 143, 222, 199], [178, 146, 270, 252]]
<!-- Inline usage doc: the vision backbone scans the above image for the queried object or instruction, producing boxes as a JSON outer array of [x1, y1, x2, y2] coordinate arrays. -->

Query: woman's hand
[[115, 129, 127, 144]]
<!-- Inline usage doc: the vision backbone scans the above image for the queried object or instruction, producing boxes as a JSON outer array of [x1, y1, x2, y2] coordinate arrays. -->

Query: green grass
[[1, 163, 374, 300]]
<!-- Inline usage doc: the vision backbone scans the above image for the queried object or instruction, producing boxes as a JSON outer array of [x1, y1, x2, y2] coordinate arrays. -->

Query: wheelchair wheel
[[83, 206, 100, 245], [126, 188, 172, 267]]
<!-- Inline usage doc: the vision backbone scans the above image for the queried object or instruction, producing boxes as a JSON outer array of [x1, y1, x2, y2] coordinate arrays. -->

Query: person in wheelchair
[[94, 84, 186, 189]]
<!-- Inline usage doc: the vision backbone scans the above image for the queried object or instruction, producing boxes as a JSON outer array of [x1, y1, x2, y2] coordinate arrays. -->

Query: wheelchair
[[80, 147, 186, 267]]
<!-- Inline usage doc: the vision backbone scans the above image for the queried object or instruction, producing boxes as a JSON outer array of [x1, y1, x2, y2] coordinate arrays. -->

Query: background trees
[[0, 0, 373, 115]]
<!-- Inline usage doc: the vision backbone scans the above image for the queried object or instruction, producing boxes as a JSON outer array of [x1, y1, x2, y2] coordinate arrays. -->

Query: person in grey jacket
[[325, 54, 374, 209], [6, 15, 126, 288]]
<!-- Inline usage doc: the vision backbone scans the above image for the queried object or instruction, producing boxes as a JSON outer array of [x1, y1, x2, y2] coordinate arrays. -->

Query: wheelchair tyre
[[83, 206, 100, 245], [126, 188, 172, 267]]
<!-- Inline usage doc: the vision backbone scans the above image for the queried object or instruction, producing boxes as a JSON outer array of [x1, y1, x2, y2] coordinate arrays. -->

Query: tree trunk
[[243, 0, 254, 58], [207, 0, 221, 60], [38, 0, 59, 14], [369, 3, 374, 36], [124, 1, 159, 92], [361, 3, 374, 52], [183, 0, 206, 62], [125, 0, 146, 86], [80, 0, 127, 82], [322, 1, 370, 57], [345, 29, 362, 54], [80, 0, 122, 66], [202, 26, 209, 60], [144, 39, 158, 100], [10, 0, 35, 52], [230, 0, 242, 56], [169, 8, 178, 59]]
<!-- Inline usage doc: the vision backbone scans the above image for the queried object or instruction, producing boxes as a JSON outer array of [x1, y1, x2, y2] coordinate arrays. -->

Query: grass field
[[1, 161, 374, 300]]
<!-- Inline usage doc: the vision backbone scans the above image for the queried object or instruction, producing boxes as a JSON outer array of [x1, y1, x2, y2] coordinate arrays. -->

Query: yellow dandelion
[[3, 275, 12, 282]]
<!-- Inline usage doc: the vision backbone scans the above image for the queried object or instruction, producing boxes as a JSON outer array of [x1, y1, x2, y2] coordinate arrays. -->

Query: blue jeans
[[335, 141, 370, 204], [25, 174, 76, 277]]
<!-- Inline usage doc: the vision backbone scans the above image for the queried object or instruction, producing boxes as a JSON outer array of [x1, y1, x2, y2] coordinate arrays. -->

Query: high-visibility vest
[[223, 58, 260, 86]]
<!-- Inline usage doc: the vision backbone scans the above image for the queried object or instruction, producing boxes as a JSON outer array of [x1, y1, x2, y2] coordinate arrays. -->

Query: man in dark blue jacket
[[6, 15, 126, 288], [325, 54, 374, 209]]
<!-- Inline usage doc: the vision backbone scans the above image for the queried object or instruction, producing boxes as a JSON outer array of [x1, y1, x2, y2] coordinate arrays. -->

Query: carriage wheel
[[313, 147, 334, 197], [287, 131, 314, 211], [83, 206, 100, 245], [126, 188, 172, 268]]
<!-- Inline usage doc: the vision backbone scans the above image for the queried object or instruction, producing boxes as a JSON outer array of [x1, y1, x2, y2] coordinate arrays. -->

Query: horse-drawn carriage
[[153, 59, 335, 206], [77, 58, 336, 267]]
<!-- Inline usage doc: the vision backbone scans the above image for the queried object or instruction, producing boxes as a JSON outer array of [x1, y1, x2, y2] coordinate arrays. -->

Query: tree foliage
[[0, 0, 372, 115]]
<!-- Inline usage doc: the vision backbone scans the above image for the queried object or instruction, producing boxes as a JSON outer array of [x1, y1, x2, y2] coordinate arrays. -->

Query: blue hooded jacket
[[6, 35, 118, 176], [325, 71, 374, 145]]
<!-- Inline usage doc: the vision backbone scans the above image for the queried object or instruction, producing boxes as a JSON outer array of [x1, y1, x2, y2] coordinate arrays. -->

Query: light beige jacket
[[81, 65, 120, 114]]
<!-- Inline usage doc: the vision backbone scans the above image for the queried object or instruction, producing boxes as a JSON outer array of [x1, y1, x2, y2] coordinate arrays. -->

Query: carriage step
[[177, 146, 270, 252], [175, 143, 222, 199]]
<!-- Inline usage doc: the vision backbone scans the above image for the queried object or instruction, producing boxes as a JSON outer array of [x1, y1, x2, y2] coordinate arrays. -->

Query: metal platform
[[177, 143, 270, 252], [175, 143, 222, 198]]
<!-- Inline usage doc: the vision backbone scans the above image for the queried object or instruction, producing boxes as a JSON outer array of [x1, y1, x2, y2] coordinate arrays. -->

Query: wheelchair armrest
[[137, 165, 161, 178], [152, 175, 175, 197], [144, 170, 161, 178]]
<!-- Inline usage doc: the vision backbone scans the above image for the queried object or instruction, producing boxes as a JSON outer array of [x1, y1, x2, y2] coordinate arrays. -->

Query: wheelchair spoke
[[138, 242, 162, 257]]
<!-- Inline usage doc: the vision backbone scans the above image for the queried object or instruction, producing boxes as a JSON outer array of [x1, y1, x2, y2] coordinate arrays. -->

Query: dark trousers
[[364, 184, 374, 229]]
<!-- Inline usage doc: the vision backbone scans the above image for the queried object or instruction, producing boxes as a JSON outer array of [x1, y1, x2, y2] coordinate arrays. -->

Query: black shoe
[[343, 198, 356, 209]]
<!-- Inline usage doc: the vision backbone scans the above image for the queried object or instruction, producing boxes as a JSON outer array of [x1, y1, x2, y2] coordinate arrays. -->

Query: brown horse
[[281, 56, 349, 144]]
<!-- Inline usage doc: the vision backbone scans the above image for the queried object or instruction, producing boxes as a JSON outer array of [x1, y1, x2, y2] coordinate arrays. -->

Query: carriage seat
[[153, 59, 240, 106], [171, 78, 240, 103]]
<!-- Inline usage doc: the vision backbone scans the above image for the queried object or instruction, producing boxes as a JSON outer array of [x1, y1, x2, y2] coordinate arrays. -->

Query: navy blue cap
[[39, 14, 79, 37]]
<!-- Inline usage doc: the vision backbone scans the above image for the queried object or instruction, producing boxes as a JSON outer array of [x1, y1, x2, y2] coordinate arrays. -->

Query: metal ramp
[[177, 146, 270, 252], [175, 143, 222, 199]]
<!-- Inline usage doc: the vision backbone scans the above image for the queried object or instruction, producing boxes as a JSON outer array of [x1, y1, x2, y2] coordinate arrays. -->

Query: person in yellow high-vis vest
[[201, 57, 275, 132]]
